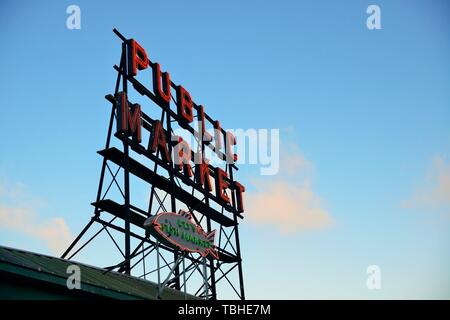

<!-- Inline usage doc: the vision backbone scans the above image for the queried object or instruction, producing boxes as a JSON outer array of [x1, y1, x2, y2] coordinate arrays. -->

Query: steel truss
[[62, 29, 245, 300]]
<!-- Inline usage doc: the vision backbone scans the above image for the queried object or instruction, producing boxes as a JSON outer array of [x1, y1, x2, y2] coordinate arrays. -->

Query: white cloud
[[246, 180, 332, 234], [245, 144, 333, 234], [0, 181, 74, 254], [403, 155, 450, 216]]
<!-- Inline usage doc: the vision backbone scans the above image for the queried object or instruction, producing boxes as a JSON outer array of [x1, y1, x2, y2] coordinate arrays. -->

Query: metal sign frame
[[62, 29, 245, 300]]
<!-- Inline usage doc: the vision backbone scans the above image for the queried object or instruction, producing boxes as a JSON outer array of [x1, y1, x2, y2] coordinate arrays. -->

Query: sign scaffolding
[[62, 29, 246, 300]]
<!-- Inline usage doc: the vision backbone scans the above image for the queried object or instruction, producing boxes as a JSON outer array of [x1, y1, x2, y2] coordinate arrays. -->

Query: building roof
[[0, 245, 198, 300]]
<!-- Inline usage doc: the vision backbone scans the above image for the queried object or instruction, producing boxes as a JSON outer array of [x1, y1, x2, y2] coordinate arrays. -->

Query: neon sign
[[144, 211, 219, 259], [114, 38, 246, 214], [63, 29, 246, 299]]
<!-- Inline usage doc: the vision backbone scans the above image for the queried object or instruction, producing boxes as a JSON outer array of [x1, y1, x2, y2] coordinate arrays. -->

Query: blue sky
[[0, 0, 449, 299]]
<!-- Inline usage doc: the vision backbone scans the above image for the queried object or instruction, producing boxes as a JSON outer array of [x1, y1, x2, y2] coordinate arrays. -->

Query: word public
[[116, 39, 245, 213]]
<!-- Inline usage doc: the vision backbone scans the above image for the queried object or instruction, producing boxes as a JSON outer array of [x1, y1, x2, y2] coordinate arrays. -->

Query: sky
[[0, 0, 449, 299]]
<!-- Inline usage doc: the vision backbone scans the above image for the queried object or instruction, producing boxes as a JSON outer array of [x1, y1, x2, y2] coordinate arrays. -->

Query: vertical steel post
[[229, 166, 245, 300], [200, 124, 217, 300], [203, 257, 209, 300], [165, 109, 180, 290], [183, 253, 187, 300], [122, 42, 131, 274], [156, 241, 161, 287]]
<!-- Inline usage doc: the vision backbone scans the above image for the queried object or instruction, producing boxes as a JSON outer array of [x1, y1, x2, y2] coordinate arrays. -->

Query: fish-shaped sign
[[143, 210, 219, 260]]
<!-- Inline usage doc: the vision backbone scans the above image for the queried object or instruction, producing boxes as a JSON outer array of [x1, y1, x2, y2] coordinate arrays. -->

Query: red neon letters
[[121, 39, 245, 213], [233, 181, 245, 213], [195, 158, 213, 193], [152, 63, 171, 105], [176, 85, 194, 124], [215, 167, 230, 204], [174, 137, 193, 177], [149, 120, 171, 163], [128, 39, 149, 76], [117, 92, 142, 143]]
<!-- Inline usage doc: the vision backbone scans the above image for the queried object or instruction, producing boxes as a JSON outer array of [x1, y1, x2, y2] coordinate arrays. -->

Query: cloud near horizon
[[245, 143, 333, 234], [403, 155, 450, 216], [0, 181, 74, 255]]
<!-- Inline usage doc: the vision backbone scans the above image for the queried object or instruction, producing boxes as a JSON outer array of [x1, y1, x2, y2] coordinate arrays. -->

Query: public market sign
[[116, 38, 246, 214]]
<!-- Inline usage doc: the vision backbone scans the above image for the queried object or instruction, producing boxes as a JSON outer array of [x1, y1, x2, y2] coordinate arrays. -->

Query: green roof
[[0, 245, 199, 300]]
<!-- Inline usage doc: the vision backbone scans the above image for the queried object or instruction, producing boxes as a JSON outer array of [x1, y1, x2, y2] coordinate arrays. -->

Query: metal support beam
[[63, 29, 246, 301]]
